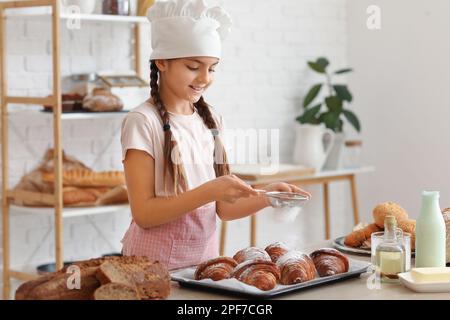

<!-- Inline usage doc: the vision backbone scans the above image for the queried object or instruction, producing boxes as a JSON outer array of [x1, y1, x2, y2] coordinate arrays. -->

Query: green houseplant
[[294, 57, 360, 170], [297, 57, 360, 133]]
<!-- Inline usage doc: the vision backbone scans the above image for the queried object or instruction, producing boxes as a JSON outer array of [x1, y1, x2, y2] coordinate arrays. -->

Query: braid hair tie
[[211, 129, 220, 137], [163, 124, 171, 132]]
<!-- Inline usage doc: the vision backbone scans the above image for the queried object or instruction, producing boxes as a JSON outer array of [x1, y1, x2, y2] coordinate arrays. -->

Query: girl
[[120, 0, 311, 270]]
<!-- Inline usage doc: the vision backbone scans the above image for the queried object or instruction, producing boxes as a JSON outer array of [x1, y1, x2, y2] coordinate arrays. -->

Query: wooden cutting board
[[230, 164, 315, 181]]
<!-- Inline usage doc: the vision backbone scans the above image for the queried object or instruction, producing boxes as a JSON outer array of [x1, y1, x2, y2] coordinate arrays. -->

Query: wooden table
[[170, 240, 446, 300], [220, 166, 374, 255]]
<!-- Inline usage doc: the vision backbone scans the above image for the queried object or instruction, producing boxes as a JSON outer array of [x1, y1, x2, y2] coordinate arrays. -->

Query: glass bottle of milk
[[415, 191, 446, 268]]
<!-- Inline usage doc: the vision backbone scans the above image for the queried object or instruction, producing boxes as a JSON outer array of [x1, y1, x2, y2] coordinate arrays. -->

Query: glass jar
[[102, 0, 130, 15], [64, 73, 108, 96], [343, 140, 362, 169]]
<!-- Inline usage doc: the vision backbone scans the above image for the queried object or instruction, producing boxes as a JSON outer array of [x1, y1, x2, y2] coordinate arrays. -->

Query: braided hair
[[150, 60, 230, 195]]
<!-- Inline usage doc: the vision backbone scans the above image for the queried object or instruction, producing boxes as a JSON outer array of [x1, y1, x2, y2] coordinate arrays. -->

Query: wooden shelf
[[5, 11, 149, 23], [10, 204, 130, 218], [9, 109, 129, 120]]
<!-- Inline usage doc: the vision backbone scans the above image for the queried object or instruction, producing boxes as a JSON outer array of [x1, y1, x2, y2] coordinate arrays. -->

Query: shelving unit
[[0, 0, 148, 299]]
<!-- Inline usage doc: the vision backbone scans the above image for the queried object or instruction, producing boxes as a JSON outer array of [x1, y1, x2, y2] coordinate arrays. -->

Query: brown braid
[[194, 97, 230, 177], [149, 60, 230, 194], [150, 61, 187, 195]]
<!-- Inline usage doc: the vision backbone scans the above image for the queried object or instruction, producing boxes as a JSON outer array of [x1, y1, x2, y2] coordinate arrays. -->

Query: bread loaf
[[96, 259, 171, 300], [93, 283, 139, 300], [373, 202, 408, 228], [63, 186, 112, 206], [83, 88, 123, 112], [42, 169, 125, 187], [15, 256, 171, 300], [17, 267, 101, 300]]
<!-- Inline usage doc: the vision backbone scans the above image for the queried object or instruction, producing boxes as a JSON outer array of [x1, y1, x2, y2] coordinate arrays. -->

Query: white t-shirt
[[121, 101, 225, 196]]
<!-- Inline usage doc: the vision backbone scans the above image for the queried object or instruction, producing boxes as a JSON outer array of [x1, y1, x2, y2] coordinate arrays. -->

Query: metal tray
[[171, 258, 370, 299], [333, 236, 415, 257]]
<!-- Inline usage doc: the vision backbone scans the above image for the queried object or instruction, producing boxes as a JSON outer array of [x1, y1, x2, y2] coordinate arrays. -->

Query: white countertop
[[168, 241, 448, 300]]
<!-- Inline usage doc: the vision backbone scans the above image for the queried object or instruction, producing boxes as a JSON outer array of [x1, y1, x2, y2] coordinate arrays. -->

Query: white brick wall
[[0, 0, 352, 281]]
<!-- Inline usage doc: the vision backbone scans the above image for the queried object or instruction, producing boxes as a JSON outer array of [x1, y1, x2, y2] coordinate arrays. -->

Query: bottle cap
[[385, 215, 397, 228], [422, 191, 440, 198]]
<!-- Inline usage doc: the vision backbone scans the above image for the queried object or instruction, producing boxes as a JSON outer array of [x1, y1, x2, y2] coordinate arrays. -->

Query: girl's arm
[[124, 149, 258, 228], [217, 182, 312, 221]]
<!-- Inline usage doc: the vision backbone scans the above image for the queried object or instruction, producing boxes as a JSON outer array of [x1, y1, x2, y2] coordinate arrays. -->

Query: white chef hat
[[147, 0, 232, 60]]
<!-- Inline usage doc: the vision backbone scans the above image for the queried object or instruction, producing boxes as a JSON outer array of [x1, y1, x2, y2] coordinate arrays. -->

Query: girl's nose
[[197, 69, 211, 84]]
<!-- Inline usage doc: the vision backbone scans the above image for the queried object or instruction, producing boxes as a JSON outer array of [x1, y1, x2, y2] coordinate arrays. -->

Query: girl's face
[[157, 57, 219, 103]]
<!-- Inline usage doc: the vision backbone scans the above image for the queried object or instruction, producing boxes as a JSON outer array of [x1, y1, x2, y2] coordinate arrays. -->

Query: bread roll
[[398, 218, 416, 250], [373, 202, 408, 228]]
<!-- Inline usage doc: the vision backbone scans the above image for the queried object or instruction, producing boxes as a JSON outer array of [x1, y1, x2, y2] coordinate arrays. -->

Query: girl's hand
[[261, 182, 312, 199], [207, 175, 259, 204]]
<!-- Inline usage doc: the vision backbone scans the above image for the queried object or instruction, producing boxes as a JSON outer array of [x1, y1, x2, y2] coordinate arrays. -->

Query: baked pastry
[[232, 259, 280, 291], [276, 251, 317, 285], [310, 248, 349, 277], [264, 242, 290, 263], [93, 283, 139, 300], [373, 202, 408, 228], [194, 257, 238, 281], [83, 88, 123, 112], [95, 185, 129, 205], [16, 256, 170, 300], [344, 223, 382, 247], [397, 218, 416, 250], [42, 169, 125, 188], [96, 259, 171, 300], [233, 247, 271, 264], [63, 186, 112, 206], [17, 266, 101, 300]]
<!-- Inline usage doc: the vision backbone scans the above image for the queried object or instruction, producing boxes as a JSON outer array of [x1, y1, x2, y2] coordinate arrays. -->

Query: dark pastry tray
[[171, 258, 370, 299]]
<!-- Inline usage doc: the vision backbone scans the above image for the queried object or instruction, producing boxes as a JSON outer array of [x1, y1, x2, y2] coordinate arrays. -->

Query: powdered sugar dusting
[[265, 241, 290, 251], [276, 250, 308, 267], [237, 247, 271, 262]]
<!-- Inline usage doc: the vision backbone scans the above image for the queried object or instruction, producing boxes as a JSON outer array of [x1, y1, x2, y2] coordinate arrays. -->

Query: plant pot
[[323, 132, 346, 170]]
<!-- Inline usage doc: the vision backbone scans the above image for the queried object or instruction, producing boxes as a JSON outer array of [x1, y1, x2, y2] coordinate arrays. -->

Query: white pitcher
[[292, 124, 335, 171]]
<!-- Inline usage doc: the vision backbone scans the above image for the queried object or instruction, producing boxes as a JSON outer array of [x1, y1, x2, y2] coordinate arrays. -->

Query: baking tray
[[171, 258, 370, 299], [333, 236, 416, 257]]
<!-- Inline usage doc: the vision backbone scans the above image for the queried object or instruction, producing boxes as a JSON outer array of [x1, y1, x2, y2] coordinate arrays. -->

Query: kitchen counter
[[168, 240, 448, 300]]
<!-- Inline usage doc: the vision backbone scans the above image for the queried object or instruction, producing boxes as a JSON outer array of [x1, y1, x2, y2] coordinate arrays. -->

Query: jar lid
[[71, 73, 97, 82]]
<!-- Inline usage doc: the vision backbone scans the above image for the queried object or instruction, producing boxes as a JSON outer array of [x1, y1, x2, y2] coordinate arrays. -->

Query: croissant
[[264, 242, 290, 263], [232, 259, 280, 291], [194, 257, 238, 281], [344, 223, 382, 247], [233, 247, 271, 264], [276, 251, 317, 285], [310, 248, 349, 277]]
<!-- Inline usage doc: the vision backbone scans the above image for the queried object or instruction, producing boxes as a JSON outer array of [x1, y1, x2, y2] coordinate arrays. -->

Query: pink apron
[[121, 202, 218, 270]]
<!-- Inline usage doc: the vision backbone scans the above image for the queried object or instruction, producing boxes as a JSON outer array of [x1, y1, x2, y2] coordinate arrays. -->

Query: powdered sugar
[[271, 207, 302, 223], [276, 250, 308, 267], [265, 241, 290, 251], [236, 247, 271, 262]]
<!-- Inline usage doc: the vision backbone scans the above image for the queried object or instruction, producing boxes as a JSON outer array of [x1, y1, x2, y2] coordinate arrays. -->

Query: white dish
[[398, 272, 450, 293]]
